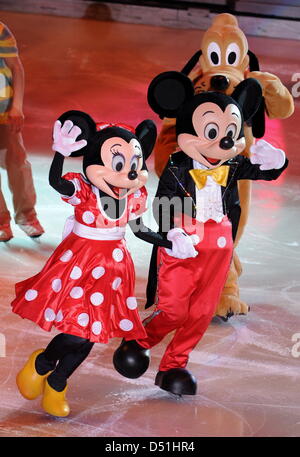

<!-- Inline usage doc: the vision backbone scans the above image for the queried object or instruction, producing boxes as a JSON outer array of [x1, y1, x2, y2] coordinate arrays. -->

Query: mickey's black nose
[[128, 170, 138, 180], [219, 136, 234, 150], [210, 75, 230, 91]]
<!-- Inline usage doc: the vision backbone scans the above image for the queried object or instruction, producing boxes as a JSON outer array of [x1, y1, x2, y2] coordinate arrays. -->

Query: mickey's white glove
[[165, 228, 198, 259], [250, 139, 286, 171], [52, 120, 87, 157]]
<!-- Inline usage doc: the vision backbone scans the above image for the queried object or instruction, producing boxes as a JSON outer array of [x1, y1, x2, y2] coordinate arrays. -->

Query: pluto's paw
[[215, 294, 249, 321]]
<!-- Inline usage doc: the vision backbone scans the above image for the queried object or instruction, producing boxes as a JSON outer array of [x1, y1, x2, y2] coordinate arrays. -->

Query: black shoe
[[113, 340, 150, 379], [155, 368, 197, 396]]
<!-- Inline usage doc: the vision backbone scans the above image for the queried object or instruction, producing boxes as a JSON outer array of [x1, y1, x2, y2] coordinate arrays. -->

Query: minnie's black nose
[[128, 170, 138, 180], [210, 75, 230, 91], [219, 136, 234, 150]]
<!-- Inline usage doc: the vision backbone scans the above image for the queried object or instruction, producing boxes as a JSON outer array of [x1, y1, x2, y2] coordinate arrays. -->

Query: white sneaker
[[18, 220, 44, 238]]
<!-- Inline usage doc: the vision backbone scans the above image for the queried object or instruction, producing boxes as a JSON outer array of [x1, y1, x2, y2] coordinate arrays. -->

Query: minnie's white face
[[86, 137, 148, 199], [178, 102, 246, 168]]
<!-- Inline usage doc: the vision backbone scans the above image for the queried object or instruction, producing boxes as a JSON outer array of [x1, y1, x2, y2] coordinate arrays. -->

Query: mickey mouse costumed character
[[11, 111, 190, 417], [113, 73, 288, 396]]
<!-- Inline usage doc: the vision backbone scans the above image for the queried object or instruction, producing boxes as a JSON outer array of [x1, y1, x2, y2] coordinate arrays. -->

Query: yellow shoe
[[42, 380, 70, 417], [16, 349, 51, 400]]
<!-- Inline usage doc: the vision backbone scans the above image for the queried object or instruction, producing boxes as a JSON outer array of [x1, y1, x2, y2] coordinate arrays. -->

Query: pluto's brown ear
[[181, 50, 202, 76], [247, 50, 265, 138]]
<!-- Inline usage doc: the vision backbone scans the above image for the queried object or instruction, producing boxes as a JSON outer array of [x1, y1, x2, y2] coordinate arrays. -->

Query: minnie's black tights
[[35, 333, 94, 392]]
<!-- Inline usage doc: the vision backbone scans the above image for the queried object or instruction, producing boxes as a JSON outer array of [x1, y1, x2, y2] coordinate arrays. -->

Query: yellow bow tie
[[189, 166, 230, 190]]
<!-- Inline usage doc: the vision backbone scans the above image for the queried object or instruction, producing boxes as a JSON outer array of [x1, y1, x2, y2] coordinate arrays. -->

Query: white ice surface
[[0, 155, 299, 437]]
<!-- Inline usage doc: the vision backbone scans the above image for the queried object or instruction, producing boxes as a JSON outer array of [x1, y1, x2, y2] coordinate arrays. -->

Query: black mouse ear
[[231, 78, 262, 123], [135, 119, 157, 161], [147, 71, 194, 119], [181, 50, 202, 75], [57, 110, 97, 157]]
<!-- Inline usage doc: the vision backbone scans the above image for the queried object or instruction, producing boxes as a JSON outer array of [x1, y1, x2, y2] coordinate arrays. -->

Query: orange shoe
[[42, 380, 70, 417], [16, 349, 51, 400]]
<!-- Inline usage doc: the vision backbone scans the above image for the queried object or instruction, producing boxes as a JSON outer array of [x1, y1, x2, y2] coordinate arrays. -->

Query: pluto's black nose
[[210, 75, 230, 91], [219, 136, 234, 150]]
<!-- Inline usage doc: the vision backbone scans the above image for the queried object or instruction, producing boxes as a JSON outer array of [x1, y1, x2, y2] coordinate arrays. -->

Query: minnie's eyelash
[[111, 151, 142, 159]]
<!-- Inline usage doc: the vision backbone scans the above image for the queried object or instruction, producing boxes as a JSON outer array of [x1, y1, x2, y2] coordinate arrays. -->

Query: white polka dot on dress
[[68, 196, 81, 206], [217, 236, 227, 248], [82, 211, 95, 225], [52, 278, 62, 293], [112, 277, 122, 290], [92, 321, 102, 335], [134, 189, 142, 198], [70, 266, 82, 280], [119, 319, 134, 331], [126, 297, 137, 310], [77, 313, 89, 327], [92, 266, 105, 279], [55, 310, 64, 322], [44, 308, 56, 322], [60, 250, 73, 262], [70, 286, 84, 299], [90, 292, 104, 306], [25, 289, 38, 301], [112, 248, 124, 262]]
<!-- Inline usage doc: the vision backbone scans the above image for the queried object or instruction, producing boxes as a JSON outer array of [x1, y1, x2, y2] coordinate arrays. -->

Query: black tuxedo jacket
[[145, 151, 288, 308]]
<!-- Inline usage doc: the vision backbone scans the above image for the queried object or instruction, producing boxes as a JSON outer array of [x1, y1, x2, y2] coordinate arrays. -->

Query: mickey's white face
[[177, 102, 246, 168]]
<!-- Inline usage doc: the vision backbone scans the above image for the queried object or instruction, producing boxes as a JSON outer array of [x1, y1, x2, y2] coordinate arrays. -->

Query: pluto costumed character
[[113, 72, 288, 396], [154, 13, 294, 319]]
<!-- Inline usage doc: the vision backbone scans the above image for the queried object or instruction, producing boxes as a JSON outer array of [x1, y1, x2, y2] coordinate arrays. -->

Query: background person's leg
[[5, 126, 44, 236], [0, 125, 13, 240], [0, 174, 13, 241]]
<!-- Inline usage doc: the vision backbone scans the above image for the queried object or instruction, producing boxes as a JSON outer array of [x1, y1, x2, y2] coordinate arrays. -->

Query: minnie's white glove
[[165, 228, 198, 259], [52, 120, 87, 157], [250, 139, 286, 171]]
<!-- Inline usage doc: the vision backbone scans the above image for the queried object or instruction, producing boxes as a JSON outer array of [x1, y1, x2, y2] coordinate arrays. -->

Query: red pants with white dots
[[137, 217, 233, 371]]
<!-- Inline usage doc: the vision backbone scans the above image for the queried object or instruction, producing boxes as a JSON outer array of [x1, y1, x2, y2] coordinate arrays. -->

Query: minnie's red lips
[[104, 180, 128, 197], [112, 186, 127, 197]]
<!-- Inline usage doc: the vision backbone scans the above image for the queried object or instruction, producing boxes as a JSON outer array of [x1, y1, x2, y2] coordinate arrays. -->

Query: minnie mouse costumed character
[[113, 73, 288, 396], [11, 111, 193, 417]]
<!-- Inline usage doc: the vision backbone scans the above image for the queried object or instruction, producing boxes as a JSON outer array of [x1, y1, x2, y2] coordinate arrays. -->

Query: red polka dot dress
[[11, 173, 148, 343]]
